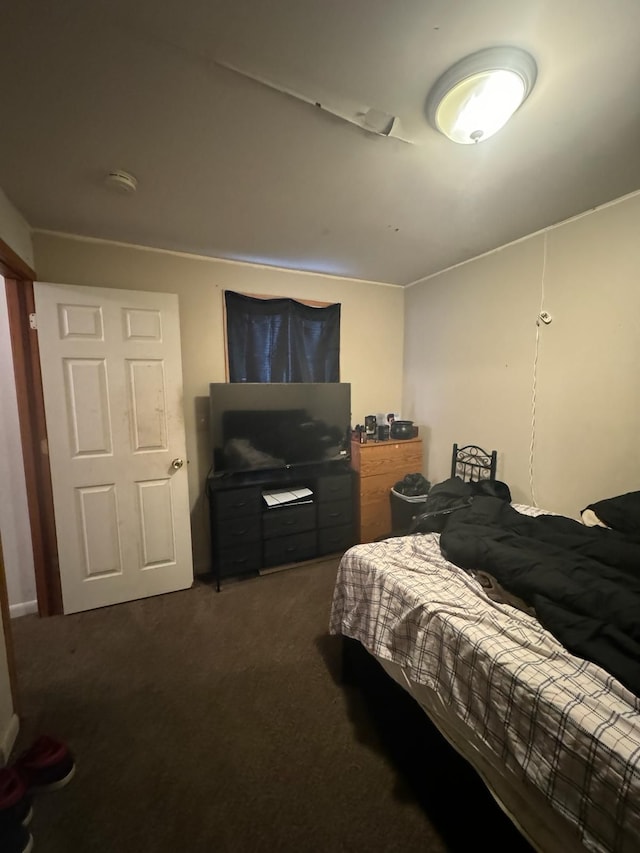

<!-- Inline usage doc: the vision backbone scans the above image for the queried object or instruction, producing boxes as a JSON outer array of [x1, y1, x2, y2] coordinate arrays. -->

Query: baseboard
[[9, 600, 38, 619], [0, 713, 19, 765]]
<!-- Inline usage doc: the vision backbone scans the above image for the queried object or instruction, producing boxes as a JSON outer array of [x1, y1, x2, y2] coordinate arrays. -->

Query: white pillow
[[580, 508, 610, 528]]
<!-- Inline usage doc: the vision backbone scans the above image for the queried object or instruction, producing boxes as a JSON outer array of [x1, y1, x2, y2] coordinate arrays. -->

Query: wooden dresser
[[350, 437, 423, 543]]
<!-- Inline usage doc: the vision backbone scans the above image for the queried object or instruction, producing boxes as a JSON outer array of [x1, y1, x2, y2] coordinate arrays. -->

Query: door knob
[[171, 458, 184, 470]]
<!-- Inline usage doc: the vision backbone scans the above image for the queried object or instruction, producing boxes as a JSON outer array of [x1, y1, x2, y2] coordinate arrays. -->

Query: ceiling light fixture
[[426, 47, 537, 145]]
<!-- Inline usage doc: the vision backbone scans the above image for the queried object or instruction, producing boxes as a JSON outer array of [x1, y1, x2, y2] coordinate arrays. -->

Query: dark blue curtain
[[225, 291, 340, 382]]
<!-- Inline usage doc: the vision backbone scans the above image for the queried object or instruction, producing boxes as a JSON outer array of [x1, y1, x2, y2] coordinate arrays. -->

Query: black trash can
[[390, 488, 428, 534]]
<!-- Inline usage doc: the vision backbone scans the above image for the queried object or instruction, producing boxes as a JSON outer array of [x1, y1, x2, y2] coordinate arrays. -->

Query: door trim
[[2, 239, 61, 616], [0, 238, 35, 282]]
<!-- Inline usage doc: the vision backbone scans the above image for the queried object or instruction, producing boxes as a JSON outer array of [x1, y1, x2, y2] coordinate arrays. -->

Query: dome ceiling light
[[426, 47, 537, 145]]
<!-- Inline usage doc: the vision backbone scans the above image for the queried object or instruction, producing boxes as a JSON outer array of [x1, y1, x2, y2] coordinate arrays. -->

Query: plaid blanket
[[329, 506, 640, 853]]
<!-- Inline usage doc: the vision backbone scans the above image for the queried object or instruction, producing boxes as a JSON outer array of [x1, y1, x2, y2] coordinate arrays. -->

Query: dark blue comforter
[[440, 496, 640, 697]]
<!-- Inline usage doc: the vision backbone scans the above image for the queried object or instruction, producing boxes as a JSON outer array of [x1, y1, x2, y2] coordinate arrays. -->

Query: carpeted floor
[[10, 558, 531, 852]]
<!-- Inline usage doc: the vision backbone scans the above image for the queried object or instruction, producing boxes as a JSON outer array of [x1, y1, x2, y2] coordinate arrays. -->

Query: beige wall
[[0, 186, 32, 760], [1, 284, 37, 613], [33, 232, 405, 570], [0, 187, 34, 270], [404, 192, 640, 518], [26, 192, 640, 568], [0, 544, 18, 763]]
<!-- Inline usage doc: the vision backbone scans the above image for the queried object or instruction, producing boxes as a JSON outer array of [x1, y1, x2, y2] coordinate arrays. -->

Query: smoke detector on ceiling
[[105, 170, 138, 193]]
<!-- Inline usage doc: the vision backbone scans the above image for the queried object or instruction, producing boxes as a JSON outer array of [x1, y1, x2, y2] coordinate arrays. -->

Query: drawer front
[[217, 542, 262, 578], [359, 473, 398, 509], [214, 514, 261, 550], [215, 487, 263, 520], [316, 473, 352, 503], [318, 524, 354, 556], [358, 489, 392, 544], [317, 499, 352, 529], [359, 515, 390, 545], [263, 531, 316, 567], [356, 441, 422, 479], [262, 504, 316, 539]]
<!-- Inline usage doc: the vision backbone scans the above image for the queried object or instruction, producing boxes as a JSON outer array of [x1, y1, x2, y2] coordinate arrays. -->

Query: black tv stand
[[206, 464, 354, 590]]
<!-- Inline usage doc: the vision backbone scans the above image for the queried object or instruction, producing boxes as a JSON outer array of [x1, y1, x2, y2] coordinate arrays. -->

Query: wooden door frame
[[1, 237, 62, 617]]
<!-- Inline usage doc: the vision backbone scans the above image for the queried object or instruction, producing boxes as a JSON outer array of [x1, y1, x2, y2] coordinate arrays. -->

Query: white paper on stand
[[262, 487, 313, 508]]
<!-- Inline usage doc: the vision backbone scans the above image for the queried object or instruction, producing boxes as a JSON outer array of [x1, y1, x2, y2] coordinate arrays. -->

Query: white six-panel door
[[34, 283, 193, 614]]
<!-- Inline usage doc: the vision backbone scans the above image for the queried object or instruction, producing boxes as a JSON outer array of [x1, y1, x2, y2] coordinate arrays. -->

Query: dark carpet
[[10, 558, 532, 852]]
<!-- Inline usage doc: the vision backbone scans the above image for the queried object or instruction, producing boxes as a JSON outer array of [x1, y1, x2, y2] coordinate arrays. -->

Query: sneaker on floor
[[15, 735, 75, 793], [0, 820, 34, 853], [0, 767, 33, 827]]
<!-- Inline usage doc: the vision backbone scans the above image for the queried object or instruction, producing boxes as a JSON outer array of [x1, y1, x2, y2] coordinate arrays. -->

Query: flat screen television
[[209, 382, 351, 475]]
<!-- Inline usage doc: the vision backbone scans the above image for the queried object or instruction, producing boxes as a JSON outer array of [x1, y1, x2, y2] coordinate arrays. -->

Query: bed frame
[[451, 443, 497, 481], [341, 636, 536, 851], [330, 505, 640, 851], [341, 634, 595, 852]]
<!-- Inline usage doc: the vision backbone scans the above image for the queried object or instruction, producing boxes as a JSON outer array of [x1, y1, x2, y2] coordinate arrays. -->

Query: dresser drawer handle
[[233, 557, 248, 565], [285, 546, 297, 553], [283, 519, 296, 526]]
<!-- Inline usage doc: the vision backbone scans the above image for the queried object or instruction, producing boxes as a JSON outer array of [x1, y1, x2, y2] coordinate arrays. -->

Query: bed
[[329, 474, 640, 853]]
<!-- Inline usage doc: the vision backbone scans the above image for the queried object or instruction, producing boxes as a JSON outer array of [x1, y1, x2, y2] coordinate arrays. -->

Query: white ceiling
[[2, 0, 640, 285]]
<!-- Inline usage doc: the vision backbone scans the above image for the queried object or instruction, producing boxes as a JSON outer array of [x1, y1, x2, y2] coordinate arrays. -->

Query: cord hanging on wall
[[529, 231, 550, 507]]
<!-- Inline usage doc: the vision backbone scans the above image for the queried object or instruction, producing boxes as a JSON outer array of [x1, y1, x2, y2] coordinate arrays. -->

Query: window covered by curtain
[[225, 291, 340, 382]]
